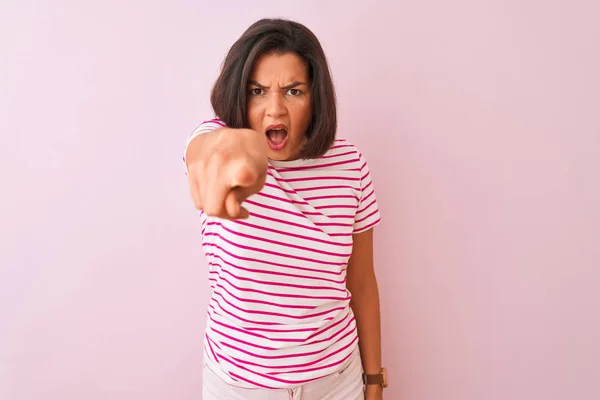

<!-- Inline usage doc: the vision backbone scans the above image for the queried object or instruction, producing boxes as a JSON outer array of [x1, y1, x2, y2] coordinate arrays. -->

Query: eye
[[249, 88, 263, 96], [287, 88, 302, 96]]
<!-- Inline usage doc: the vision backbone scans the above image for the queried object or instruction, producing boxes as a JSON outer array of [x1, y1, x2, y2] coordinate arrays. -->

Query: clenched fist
[[186, 127, 268, 219]]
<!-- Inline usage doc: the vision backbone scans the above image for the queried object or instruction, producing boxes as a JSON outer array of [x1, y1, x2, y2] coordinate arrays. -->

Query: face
[[247, 52, 311, 161]]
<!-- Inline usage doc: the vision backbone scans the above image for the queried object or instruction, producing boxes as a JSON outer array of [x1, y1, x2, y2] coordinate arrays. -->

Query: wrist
[[365, 384, 383, 399]]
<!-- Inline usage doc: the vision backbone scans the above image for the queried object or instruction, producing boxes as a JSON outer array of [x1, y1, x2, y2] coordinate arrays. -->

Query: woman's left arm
[[346, 228, 383, 399]]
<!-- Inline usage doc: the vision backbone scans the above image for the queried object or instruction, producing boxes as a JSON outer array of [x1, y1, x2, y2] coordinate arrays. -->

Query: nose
[[265, 93, 287, 118]]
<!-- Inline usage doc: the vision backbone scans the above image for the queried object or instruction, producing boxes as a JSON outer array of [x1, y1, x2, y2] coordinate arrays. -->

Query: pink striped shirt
[[183, 119, 381, 389]]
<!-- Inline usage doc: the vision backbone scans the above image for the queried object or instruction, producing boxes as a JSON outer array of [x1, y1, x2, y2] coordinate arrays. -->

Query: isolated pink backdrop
[[1, 1, 599, 399]]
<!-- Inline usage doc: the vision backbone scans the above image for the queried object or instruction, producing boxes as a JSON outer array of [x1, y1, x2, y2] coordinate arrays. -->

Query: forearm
[[350, 274, 382, 375]]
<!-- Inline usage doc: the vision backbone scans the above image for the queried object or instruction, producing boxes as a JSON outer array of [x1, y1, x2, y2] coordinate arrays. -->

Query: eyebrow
[[248, 80, 308, 90]]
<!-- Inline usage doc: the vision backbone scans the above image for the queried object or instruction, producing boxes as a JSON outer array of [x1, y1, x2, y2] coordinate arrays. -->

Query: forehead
[[250, 52, 309, 81]]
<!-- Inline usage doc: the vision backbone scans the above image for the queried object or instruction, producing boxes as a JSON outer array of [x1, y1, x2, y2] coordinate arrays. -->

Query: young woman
[[184, 18, 387, 400]]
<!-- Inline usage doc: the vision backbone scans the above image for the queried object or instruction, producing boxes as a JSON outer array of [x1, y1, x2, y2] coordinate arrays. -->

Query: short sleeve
[[182, 118, 227, 175], [353, 151, 382, 233]]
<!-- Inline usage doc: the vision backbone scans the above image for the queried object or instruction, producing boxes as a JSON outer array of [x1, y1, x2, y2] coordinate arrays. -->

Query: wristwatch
[[362, 368, 388, 388]]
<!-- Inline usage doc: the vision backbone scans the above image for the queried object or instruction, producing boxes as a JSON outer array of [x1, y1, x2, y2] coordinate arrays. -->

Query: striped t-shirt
[[183, 119, 381, 389]]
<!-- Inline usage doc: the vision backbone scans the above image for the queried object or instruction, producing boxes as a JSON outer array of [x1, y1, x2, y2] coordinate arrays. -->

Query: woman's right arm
[[184, 123, 268, 220]]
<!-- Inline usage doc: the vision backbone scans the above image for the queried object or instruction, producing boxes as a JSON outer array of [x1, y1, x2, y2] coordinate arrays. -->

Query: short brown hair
[[210, 18, 337, 159]]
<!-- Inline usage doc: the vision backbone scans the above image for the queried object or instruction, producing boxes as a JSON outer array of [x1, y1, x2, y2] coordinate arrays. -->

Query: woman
[[184, 18, 387, 400]]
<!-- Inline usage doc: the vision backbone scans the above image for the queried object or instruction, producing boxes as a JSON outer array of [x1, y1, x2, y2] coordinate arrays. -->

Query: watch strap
[[362, 372, 384, 386]]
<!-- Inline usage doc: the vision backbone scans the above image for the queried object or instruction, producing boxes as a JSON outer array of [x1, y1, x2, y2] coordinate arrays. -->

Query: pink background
[[1, 1, 599, 399]]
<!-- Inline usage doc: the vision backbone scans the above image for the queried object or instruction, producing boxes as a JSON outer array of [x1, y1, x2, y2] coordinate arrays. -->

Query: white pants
[[202, 349, 365, 400]]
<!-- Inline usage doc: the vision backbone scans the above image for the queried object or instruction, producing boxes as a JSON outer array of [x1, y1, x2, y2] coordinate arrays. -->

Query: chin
[[267, 151, 292, 161]]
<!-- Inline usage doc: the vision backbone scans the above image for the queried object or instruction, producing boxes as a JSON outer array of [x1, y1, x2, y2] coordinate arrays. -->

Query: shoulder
[[185, 118, 226, 146], [324, 138, 368, 168], [192, 118, 226, 134], [325, 137, 359, 156]]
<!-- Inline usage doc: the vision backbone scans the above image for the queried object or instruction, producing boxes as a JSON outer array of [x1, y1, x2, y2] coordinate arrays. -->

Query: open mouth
[[266, 125, 288, 151]]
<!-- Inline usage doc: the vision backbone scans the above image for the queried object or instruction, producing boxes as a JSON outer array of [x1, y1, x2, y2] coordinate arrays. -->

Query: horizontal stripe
[[304, 193, 360, 201], [203, 233, 347, 266], [247, 211, 324, 234], [272, 158, 360, 173], [294, 185, 360, 192], [327, 144, 355, 150], [204, 247, 345, 277], [209, 316, 305, 343], [229, 220, 352, 247], [206, 223, 351, 258], [257, 191, 310, 206], [268, 350, 354, 375], [319, 150, 358, 159], [208, 270, 350, 301], [275, 175, 360, 183], [353, 217, 382, 233], [208, 328, 356, 361], [209, 303, 282, 326], [208, 268, 346, 292], [355, 209, 379, 225], [208, 259, 345, 285], [213, 282, 318, 310]]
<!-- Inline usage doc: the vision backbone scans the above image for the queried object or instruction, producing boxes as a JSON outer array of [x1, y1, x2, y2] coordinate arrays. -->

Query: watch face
[[381, 368, 388, 388]]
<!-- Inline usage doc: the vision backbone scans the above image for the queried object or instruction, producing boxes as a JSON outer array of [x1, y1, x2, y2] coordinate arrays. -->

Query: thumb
[[225, 189, 249, 219]]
